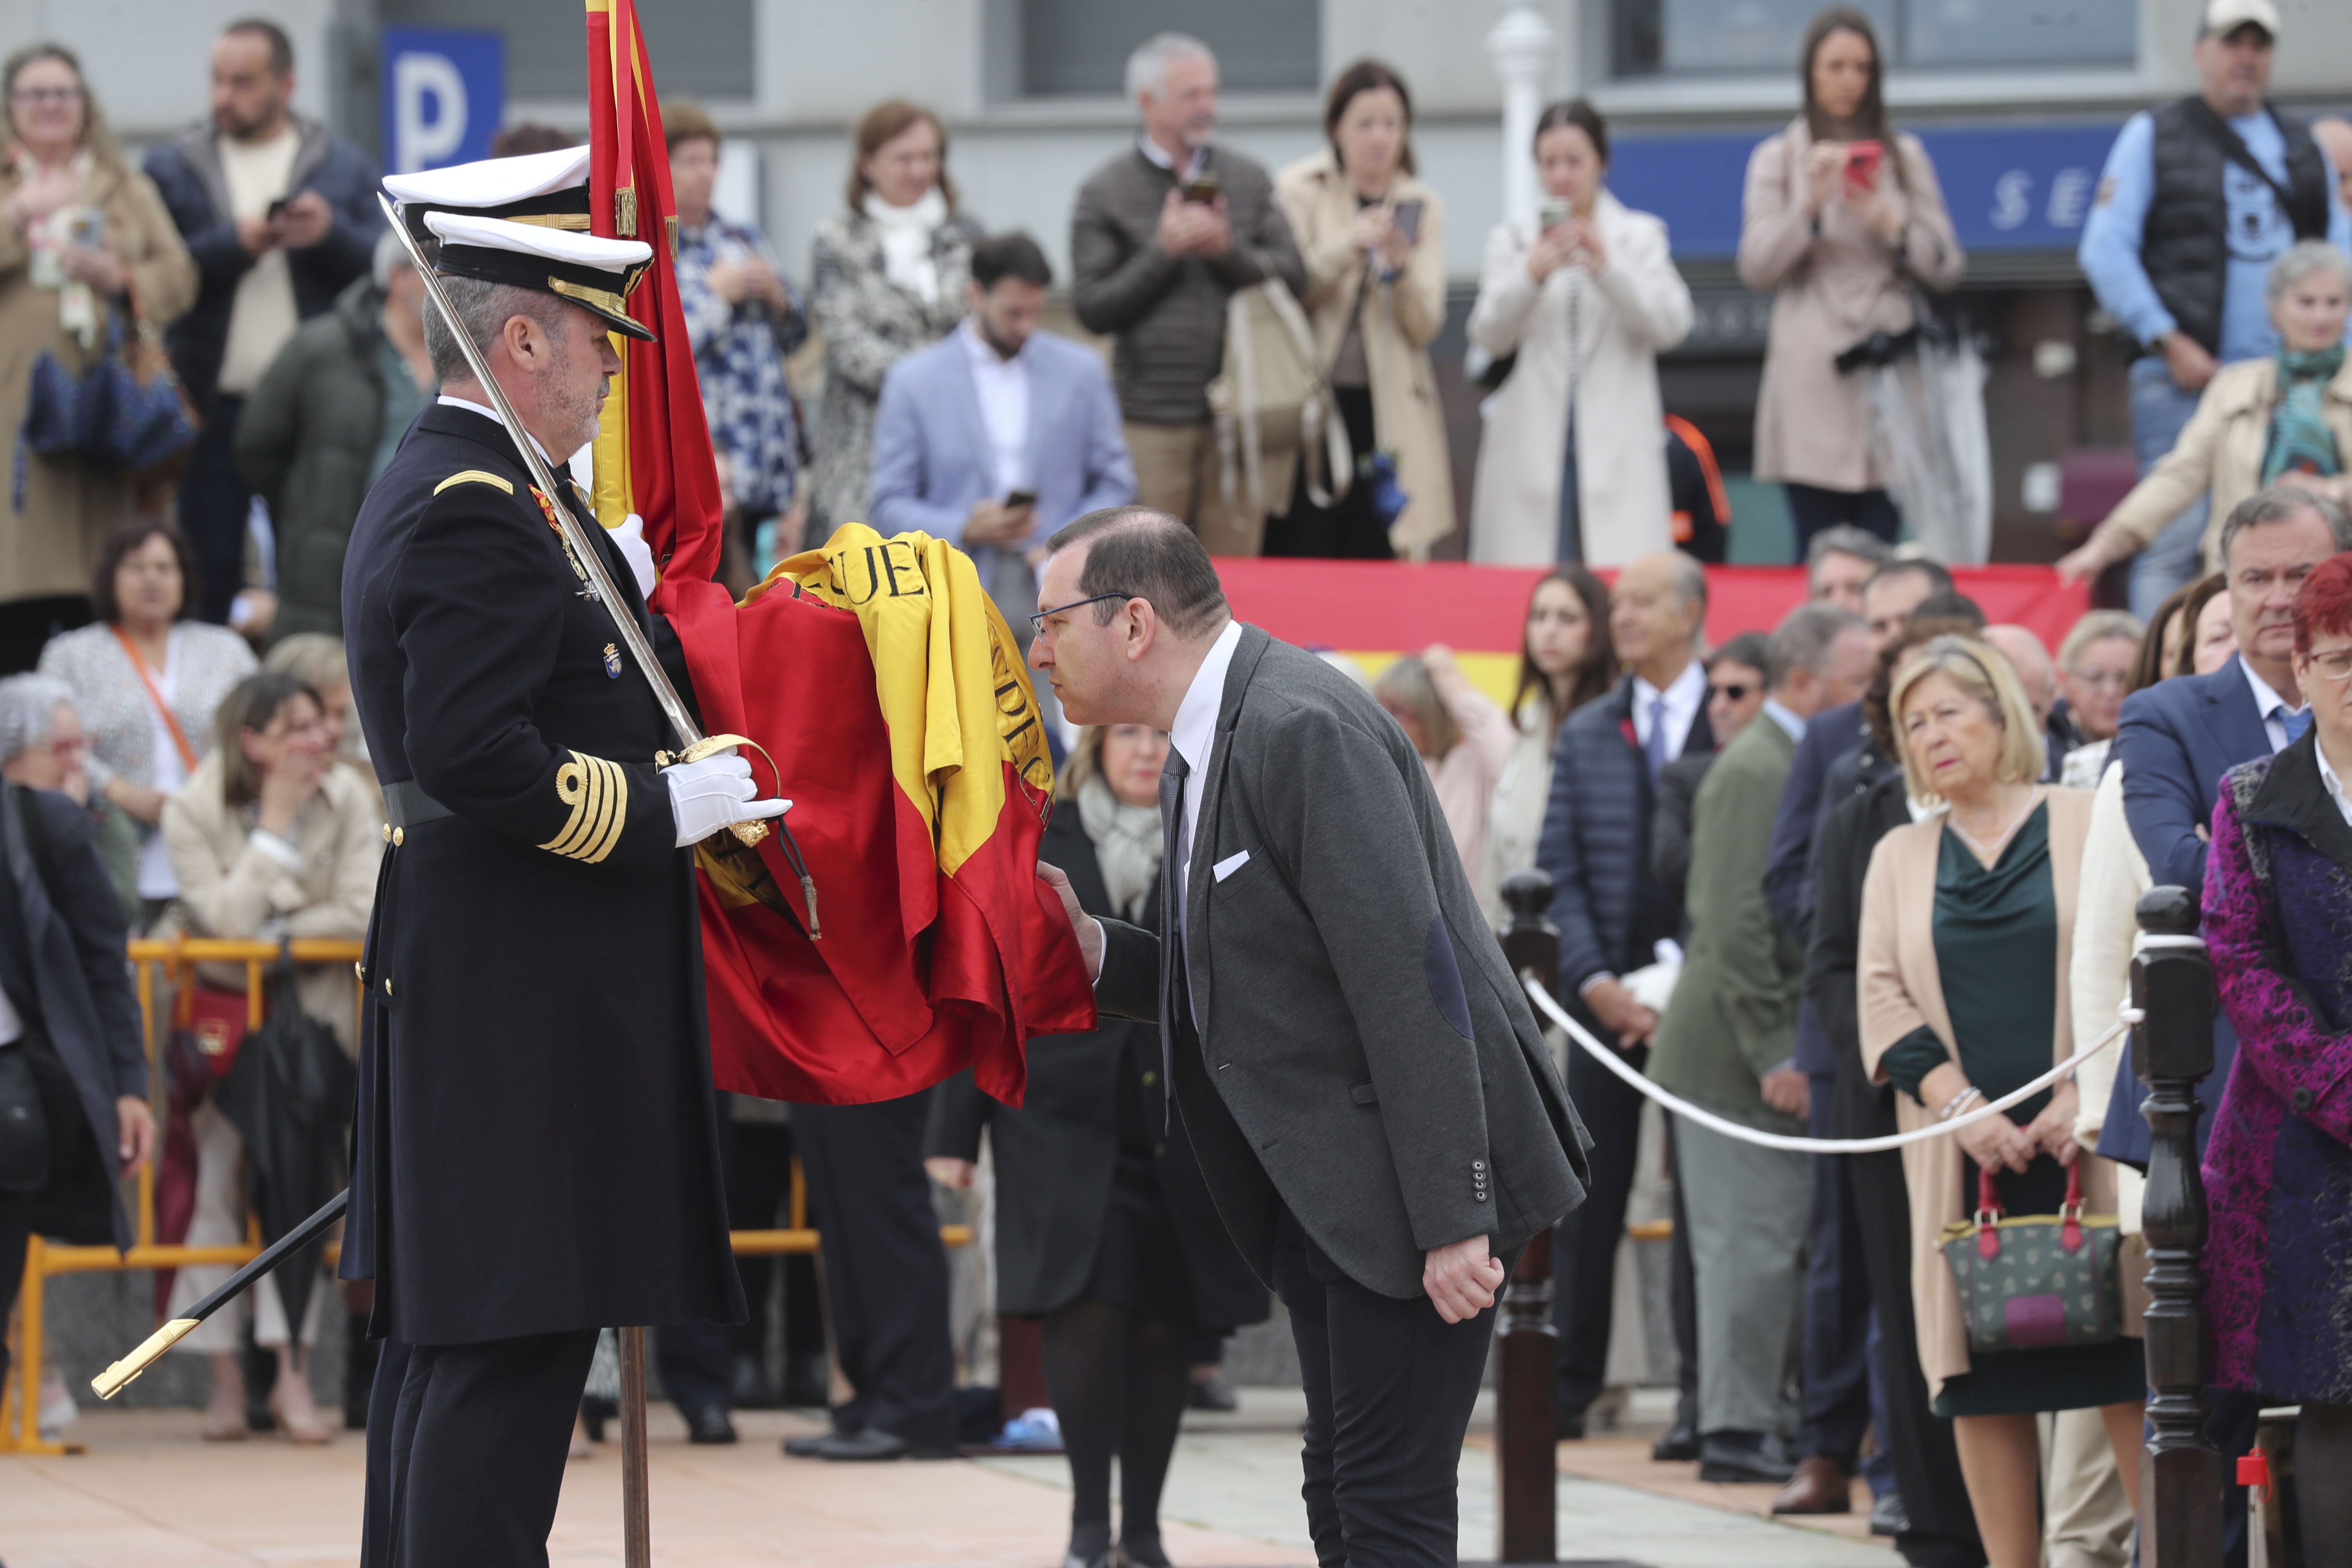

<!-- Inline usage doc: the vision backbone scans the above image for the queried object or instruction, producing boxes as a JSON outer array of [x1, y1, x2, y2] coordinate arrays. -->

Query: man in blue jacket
[[143, 19, 383, 623]]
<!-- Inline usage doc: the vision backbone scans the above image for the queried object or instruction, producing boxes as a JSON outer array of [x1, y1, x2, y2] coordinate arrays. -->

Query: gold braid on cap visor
[[541, 751, 628, 863]]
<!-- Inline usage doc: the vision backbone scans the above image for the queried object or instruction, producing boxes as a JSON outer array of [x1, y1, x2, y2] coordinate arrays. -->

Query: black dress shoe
[[782, 1425, 850, 1458], [1119, 1532, 1172, 1568], [1185, 1372, 1237, 1412], [812, 1427, 913, 1461], [1697, 1430, 1801, 1485], [1869, 1488, 1910, 1536], [729, 1353, 780, 1410], [683, 1405, 738, 1445], [1650, 1420, 1701, 1462]]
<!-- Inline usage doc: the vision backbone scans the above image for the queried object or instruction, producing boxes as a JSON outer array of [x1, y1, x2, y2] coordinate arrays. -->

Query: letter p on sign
[[382, 28, 503, 177]]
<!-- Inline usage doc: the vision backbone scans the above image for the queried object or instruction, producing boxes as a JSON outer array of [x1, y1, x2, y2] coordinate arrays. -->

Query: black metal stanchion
[[1496, 870, 1560, 1565]]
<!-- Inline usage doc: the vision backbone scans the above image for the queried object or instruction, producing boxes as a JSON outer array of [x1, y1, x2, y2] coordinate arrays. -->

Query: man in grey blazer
[[1029, 506, 1590, 1567]]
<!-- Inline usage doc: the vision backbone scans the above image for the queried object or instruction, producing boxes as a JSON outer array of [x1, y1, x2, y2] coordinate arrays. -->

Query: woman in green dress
[[1859, 635, 2145, 1568]]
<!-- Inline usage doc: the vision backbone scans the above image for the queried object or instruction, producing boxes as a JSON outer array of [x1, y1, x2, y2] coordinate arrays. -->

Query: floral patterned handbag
[[1939, 1161, 2124, 1354]]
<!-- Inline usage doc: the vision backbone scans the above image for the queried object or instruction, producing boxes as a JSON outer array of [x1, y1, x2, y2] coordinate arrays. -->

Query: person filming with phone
[[1266, 61, 1453, 562], [1738, 6, 1963, 558], [1467, 99, 1693, 568]]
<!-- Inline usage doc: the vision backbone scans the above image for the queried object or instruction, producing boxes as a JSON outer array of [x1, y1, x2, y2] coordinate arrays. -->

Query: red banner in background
[[1216, 560, 2091, 656]]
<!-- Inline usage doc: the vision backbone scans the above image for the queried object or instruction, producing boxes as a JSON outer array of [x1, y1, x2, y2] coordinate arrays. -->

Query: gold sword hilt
[[655, 733, 778, 847]]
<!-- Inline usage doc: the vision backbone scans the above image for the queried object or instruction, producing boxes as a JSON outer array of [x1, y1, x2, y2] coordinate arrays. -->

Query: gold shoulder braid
[[541, 751, 628, 863]]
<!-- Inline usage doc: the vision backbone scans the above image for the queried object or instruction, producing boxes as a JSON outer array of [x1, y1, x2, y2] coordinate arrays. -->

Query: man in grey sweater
[[1070, 33, 1305, 558]]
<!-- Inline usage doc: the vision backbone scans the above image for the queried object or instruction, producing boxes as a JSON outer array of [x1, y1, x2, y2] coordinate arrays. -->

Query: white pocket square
[[1212, 850, 1251, 882]]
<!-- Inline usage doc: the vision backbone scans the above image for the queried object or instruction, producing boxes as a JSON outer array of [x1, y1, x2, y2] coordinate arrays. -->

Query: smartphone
[[1843, 140, 1883, 192], [266, 196, 291, 220], [1391, 199, 1424, 245], [1182, 173, 1222, 205], [1537, 197, 1571, 232], [1004, 489, 1038, 510]]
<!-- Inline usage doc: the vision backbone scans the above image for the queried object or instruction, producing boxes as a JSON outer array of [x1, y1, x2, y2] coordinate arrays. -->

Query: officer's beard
[[543, 369, 609, 462]]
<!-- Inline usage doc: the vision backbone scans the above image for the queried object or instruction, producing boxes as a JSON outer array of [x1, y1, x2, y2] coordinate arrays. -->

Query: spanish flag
[[581, 9, 1092, 1103]]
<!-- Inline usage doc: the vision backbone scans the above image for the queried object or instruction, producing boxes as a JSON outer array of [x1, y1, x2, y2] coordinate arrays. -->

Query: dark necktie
[[1158, 750, 1191, 1103]]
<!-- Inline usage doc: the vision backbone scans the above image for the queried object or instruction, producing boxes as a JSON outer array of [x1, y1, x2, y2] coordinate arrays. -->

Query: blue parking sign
[[382, 28, 504, 175]]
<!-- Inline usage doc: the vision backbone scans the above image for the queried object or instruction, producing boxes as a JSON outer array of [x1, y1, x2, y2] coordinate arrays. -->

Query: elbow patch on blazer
[[1425, 916, 1475, 1041], [540, 751, 628, 863]]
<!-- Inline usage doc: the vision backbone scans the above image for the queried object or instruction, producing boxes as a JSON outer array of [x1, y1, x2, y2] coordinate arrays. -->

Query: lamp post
[[1488, 3, 1559, 233]]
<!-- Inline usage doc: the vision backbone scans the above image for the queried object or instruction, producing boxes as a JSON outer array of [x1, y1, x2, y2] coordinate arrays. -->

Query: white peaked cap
[[422, 211, 652, 274], [384, 145, 594, 207]]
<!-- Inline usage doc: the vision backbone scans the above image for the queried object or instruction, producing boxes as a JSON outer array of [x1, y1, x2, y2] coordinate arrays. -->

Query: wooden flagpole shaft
[[619, 1325, 652, 1568]]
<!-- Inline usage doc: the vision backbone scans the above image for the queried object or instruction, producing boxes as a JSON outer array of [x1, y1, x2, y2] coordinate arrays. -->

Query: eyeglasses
[[2306, 648, 2352, 682], [1030, 591, 1134, 634], [1708, 683, 1752, 703], [11, 86, 83, 105]]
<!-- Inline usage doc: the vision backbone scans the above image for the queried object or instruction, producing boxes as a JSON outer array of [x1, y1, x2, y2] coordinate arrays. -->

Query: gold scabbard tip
[[91, 1318, 201, 1400]]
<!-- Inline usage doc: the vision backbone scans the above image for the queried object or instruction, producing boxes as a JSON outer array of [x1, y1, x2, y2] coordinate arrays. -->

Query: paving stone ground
[[0, 1390, 1900, 1568]]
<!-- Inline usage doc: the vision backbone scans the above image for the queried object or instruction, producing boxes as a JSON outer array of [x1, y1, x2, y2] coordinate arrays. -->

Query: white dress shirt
[[1137, 133, 1208, 184], [1169, 619, 1245, 942], [2242, 657, 2310, 754], [959, 320, 1032, 501], [2318, 740, 2352, 827], [1630, 657, 1707, 762], [1761, 697, 1807, 747]]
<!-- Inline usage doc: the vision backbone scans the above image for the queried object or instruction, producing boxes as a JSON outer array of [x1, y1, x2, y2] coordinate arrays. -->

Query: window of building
[[1610, 0, 2135, 77], [378, 0, 755, 101], [1018, 0, 1320, 97]]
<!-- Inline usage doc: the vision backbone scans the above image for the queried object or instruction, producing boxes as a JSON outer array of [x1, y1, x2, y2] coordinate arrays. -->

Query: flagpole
[[619, 1326, 652, 1568]]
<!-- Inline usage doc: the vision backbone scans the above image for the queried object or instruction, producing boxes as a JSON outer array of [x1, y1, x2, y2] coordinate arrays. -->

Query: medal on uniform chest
[[603, 642, 623, 678], [530, 485, 593, 590]]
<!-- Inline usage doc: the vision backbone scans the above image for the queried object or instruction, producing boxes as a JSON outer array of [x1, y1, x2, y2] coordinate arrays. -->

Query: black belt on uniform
[[382, 779, 454, 831]]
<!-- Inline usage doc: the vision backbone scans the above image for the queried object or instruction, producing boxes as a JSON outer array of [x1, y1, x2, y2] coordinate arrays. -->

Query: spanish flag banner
[[581, 9, 1092, 1103]]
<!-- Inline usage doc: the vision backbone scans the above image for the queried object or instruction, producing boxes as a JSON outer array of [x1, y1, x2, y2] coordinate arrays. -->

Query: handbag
[[86, 302, 199, 486], [1939, 1161, 2123, 1355], [0, 1038, 51, 1194], [1207, 282, 1351, 533]]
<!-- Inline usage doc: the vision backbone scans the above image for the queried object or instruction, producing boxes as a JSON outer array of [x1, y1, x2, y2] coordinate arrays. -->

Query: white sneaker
[[38, 1369, 78, 1438]]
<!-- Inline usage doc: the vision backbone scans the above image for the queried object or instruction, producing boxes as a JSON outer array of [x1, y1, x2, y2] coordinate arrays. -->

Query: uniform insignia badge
[[603, 643, 623, 678]]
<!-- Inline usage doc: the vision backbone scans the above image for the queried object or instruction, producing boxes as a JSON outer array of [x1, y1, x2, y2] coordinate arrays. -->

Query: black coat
[[337, 402, 742, 1345], [928, 807, 1268, 1331], [0, 785, 147, 1247], [1648, 750, 1714, 910], [1805, 764, 1914, 1141]]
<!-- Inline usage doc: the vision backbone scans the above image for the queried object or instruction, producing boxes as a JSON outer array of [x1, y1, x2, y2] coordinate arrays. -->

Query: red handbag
[[154, 980, 253, 1315]]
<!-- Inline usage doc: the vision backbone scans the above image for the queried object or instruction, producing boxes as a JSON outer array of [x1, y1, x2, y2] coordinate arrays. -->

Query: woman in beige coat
[[0, 43, 196, 669], [1859, 637, 2143, 1568], [2057, 240, 2352, 587], [160, 669, 380, 1441], [1468, 100, 1692, 567], [1271, 61, 1452, 560], [1739, 9, 1963, 557]]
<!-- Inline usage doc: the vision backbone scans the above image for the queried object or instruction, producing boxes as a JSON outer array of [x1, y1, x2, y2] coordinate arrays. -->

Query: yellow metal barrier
[[1, 937, 968, 1456]]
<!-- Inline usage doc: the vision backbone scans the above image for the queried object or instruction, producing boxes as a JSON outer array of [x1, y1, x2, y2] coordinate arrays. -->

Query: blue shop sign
[[1611, 122, 2125, 259], [381, 27, 504, 176]]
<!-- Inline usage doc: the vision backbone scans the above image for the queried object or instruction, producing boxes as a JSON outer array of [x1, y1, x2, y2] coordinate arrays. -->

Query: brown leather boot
[[1770, 1454, 1854, 1514]]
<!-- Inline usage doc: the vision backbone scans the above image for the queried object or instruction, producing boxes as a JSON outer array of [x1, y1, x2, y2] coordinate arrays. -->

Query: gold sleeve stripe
[[539, 752, 629, 864], [434, 469, 516, 496]]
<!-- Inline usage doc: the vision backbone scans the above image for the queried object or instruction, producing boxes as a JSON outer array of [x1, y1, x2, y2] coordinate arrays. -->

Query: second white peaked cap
[[383, 144, 595, 207]]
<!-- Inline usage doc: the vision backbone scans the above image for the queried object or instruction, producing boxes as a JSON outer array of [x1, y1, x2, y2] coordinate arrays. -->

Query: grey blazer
[[1095, 625, 1591, 1299]]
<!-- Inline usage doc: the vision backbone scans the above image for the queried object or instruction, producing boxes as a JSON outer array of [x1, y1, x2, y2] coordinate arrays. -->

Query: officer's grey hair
[[1804, 524, 1895, 574], [0, 675, 76, 767], [2266, 238, 2352, 306], [1125, 32, 1214, 100], [1766, 603, 1863, 690], [372, 227, 416, 292], [2217, 484, 2352, 571], [423, 273, 574, 387]]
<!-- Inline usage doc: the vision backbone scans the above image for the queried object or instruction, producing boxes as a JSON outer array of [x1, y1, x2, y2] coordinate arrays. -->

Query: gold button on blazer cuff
[[540, 751, 628, 864]]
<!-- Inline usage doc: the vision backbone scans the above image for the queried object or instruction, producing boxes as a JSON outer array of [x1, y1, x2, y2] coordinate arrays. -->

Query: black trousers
[[1664, 1118, 1699, 1430], [1274, 1207, 1503, 1568], [177, 395, 251, 625], [0, 1207, 28, 1392], [361, 1329, 598, 1568], [724, 1117, 826, 1365], [1849, 1148, 1984, 1568], [1800, 1076, 1875, 1467], [1783, 482, 1901, 558], [791, 1093, 956, 1448], [1552, 1038, 1646, 1418]]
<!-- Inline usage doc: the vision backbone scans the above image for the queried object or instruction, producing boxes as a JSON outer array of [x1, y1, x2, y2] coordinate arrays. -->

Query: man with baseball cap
[[2071, 0, 2352, 616]]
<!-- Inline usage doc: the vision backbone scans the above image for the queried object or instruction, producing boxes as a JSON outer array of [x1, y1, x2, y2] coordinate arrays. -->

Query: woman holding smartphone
[[1739, 6, 1963, 556], [1270, 60, 1453, 559], [1467, 99, 1694, 567]]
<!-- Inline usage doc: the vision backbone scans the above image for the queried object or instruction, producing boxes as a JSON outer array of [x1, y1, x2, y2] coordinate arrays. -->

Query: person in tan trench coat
[[1858, 635, 2147, 1568], [1739, 9, 1963, 558], [0, 43, 197, 671], [1270, 62, 1454, 560]]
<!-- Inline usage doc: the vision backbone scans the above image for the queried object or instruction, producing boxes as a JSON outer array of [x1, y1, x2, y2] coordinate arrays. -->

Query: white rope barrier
[[1522, 975, 2130, 1155]]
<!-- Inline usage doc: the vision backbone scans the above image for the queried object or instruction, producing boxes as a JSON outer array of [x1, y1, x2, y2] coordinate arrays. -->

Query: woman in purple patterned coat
[[2202, 546, 2352, 1563]]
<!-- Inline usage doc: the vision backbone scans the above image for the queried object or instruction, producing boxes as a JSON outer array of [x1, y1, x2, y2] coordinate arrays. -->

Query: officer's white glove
[[665, 751, 790, 847], [612, 513, 658, 600]]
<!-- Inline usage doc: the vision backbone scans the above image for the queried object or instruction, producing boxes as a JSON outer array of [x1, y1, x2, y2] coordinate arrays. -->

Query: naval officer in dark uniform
[[338, 148, 786, 1566]]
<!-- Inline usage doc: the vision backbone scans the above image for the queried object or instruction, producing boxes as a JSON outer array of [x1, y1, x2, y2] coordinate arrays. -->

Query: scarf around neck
[[2264, 345, 2346, 485], [1076, 774, 1162, 924], [862, 186, 948, 303]]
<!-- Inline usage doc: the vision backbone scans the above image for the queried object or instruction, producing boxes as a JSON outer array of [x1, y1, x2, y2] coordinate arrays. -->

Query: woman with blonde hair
[[1373, 647, 1513, 879], [805, 99, 980, 542], [0, 42, 197, 670], [1859, 637, 2142, 1568]]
